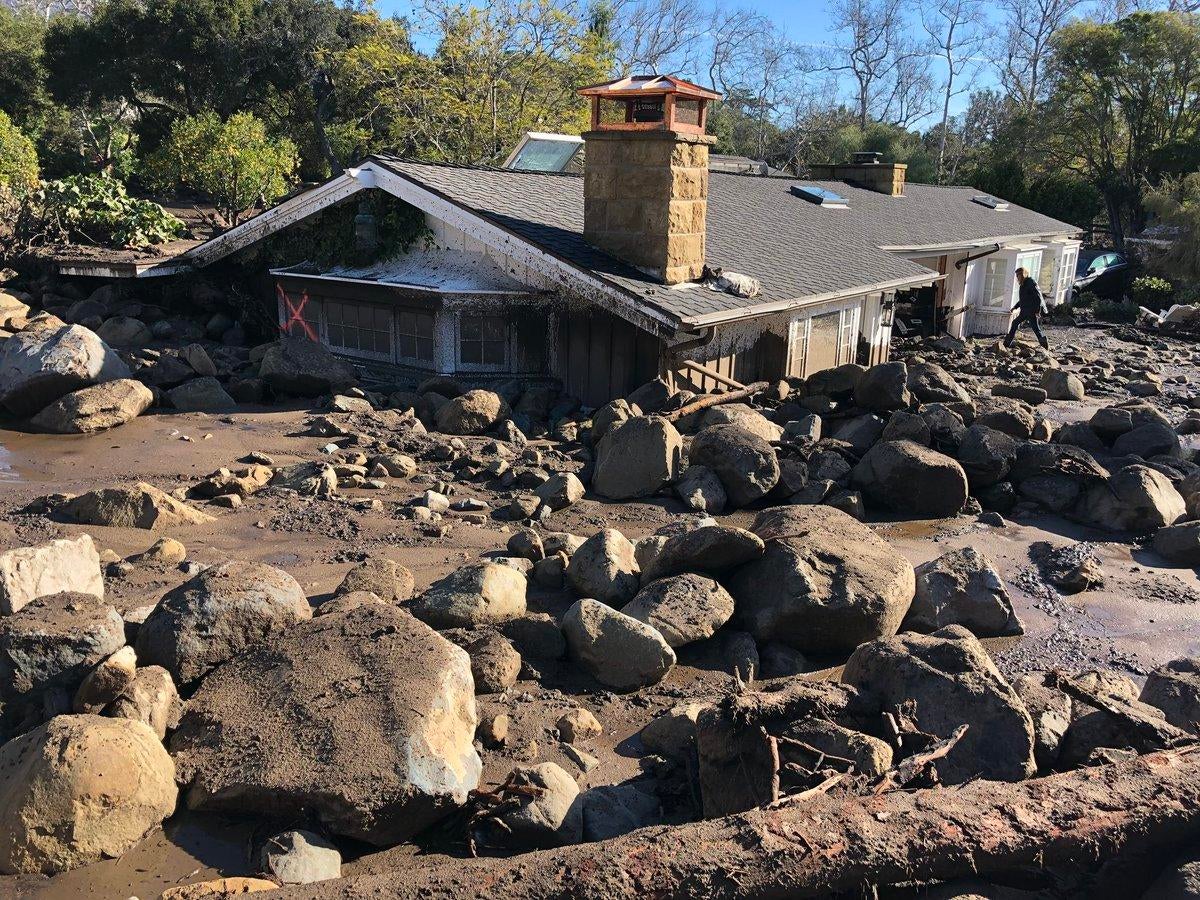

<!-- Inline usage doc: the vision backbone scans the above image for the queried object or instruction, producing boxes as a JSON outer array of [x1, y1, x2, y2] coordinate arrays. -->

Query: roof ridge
[[370, 155, 583, 179]]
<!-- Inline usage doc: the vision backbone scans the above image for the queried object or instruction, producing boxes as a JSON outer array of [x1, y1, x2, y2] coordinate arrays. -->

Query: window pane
[[483, 317, 506, 341], [461, 319, 482, 340], [482, 340, 505, 365], [327, 325, 344, 346], [417, 338, 434, 361], [461, 341, 482, 364]]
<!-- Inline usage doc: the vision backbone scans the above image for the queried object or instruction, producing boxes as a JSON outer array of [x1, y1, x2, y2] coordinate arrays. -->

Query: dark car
[[1073, 251, 1131, 301]]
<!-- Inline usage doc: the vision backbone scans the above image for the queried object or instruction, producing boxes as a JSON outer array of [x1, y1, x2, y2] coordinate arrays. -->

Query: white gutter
[[269, 267, 541, 296]]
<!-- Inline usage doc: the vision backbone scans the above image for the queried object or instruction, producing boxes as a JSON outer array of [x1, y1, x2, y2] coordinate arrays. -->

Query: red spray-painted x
[[277, 284, 318, 342]]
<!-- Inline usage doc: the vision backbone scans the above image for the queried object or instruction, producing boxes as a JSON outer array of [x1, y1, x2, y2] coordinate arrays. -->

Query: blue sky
[[373, 0, 1006, 125]]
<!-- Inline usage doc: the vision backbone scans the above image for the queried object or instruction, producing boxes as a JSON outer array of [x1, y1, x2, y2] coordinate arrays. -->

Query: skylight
[[792, 184, 849, 208], [503, 133, 584, 173], [972, 194, 1010, 211]]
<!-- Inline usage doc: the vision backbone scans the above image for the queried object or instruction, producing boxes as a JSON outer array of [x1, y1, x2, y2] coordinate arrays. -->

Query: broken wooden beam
[[662, 381, 770, 422], [280, 747, 1200, 900]]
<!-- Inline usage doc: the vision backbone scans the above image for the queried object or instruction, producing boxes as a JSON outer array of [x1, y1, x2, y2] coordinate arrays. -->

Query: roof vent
[[792, 184, 849, 208], [972, 194, 1009, 211]]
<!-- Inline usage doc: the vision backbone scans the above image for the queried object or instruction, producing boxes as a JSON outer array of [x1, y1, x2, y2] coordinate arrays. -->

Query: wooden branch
[[281, 748, 1200, 900], [1048, 670, 1197, 751], [662, 382, 770, 422]]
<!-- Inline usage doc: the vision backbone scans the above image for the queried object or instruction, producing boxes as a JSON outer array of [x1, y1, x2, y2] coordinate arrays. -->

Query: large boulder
[[1074, 465, 1185, 532], [1141, 657, 1200, 735], [688, 424, 780, 509], [106, 665, 182, 739], [434, 389, 509, 435], [1153, 522, 1200, 566], [30, 379, 153, 434], [0, 533, 103, 615], [135, 560, 312, 685], [0, 322, 130, 417], [170, 605, 481, 845], [842, 626, 1037, 783], [907, 362, 970, 404], [726, 506, 915, 653], [805, 363, 864, 398], [591, 416, 683, 500], [640, 524, 764, 582], [0, 715, 176, 875], [470, 763, 581, 850], [673, 465, 727, 513], [562, 598, 675, 691], [621, 573, 735, 648], [63, 482, 216, 529], [1041, 368, 1085, 401], [96, 315, 152, 348], [334, 557, 415, 603], [698, 404, 783, 442], [904, 547, 1022, 637], [168, 377, 237, 413], [851, 440, 969, 518], [854, 361, 911, 412], [566, 528, 640, 606], [258, 336, 357, 397], [411, 562, 527, 628], [1112, 421, 1182, 459], [955, 424, 1017, 488], [975, 397, 1036, 439], [0, 592, 125, 712]]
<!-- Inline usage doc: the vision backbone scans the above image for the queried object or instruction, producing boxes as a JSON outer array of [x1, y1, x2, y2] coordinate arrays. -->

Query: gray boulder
[[96, 315, 152, 348], [63, 482, 216, 529], [435, 389, 510, 435], [135, 560, 312, 685], [562, 599, 675, 691], [674, 464, 726, 513], [842, 626, 1037, 783], [170, 605, 481, 845], [566, 529, 640, 606], [1153, 522, 1200, 566], [698, 403, 783, 442], [412, 562, 527, 628], [851, 440, 969, 518], [1013, 673, 1073, 770], [258, 336, 357, 397], [0, 322, 130, 417], [907, 362, 970, 404], [334, 557, 415, 603], [470, 763, 581, 850], [592, 416, 683, 500], [1141, 657, 1200, 735], [1112, 422, 1182, 459], [956, 424, 1017, 488], [621, 573, 735, 648], [0, 534, 103, 616], [168, 377, 236, 413], [1041, 368, 1085, 401], [727, 505, 915, 653], [640, 524, 764, 581], [854, 361, 911, 412], [1075, 465, 1185, 532], [30, 379, 153, 434], [905, 547, 1022, 637], [688, 424, 780, 508], [259, 830, 341, 885]]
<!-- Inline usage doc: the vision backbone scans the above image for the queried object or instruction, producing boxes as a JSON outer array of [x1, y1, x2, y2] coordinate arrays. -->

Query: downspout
[[955, 243, 1002, 270], [660, 326, 716, 386]]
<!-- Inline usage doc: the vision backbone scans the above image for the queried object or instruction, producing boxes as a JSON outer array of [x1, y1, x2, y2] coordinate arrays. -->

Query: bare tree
[[922, 0, 984, 181], [995, 0, 1081, 113], [607, 0, 710, 74], [826, 0, 913, 129]]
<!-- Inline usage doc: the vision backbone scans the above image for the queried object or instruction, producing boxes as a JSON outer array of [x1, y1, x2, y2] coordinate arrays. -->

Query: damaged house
[[51, 75, 1082, 406]]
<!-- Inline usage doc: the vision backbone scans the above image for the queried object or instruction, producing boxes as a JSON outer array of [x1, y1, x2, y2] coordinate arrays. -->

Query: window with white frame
[[1038, 249, 1058, 300], [396, 309, 436, 364], [789, 318, 809, 377], [324, 300, 393, 359], [458, 314, 508, 368], [982, 258, 1011, 309], [1056, 246, 1079, 305], [838, 305, 859, 363]]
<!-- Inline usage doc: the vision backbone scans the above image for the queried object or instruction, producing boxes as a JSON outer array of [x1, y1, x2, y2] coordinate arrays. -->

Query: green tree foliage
[[328, 0, 613, 165], [149, 111, 298, 225], [0, 6, 50, 132], [0, 110, 39, 197], [1145, 173, 1200, 283], [19, 173, 184, 248], [1043, 11, 1200, 247]]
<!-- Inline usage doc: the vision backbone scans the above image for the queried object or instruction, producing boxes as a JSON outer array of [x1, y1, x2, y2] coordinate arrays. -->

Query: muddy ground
[[3, 323, 1200, 899]]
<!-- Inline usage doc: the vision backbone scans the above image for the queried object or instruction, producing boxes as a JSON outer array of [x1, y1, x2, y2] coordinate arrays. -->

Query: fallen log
[[661, 381, 770, 422], [282, 747, 1200, 900]]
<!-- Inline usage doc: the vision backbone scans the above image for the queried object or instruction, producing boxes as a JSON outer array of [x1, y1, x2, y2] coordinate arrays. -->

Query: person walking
[[1004, 267, 1049, 350]]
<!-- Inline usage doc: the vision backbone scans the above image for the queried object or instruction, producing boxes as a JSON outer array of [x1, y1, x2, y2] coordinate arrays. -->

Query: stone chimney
[[578, 75, 723, 285], [808, 151, 906, 197]]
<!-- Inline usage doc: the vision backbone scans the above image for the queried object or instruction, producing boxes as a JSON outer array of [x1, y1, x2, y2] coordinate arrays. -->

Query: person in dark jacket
[[1004, 267, 1049, 349]]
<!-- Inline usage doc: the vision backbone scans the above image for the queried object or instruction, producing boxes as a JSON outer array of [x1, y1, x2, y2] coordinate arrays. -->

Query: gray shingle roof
[[370, 156, 1077, 328]]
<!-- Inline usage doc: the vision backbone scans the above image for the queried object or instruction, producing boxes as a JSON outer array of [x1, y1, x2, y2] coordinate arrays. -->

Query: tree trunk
[[281, 748, 1200, 900]]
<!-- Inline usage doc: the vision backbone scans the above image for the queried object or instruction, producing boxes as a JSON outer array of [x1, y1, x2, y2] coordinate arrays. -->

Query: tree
[[1044, 11, 1200, 247], [1145, 172, 1200, 282], [0, 5, 50, 131], [149, 110, 297, 225], [995, 0, 1082, 114], [921, 0, 983, 182], [0, 109, 39, 197]]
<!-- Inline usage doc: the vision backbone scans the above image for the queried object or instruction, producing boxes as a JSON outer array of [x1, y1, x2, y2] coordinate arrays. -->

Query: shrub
[[1093, 297, 1139, 323], [1130, 275, 1174, 311], [149, 110, 298, 226], [1073, 290, 1098, 307], [0, 110, 38, 197], [19, 173, 185, 248]]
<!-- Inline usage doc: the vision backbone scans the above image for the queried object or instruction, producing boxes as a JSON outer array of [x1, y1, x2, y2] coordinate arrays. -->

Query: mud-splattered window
[[458, 314, 508, 368], [396, 310, 436, 363], [325, 300, 392, 359]]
